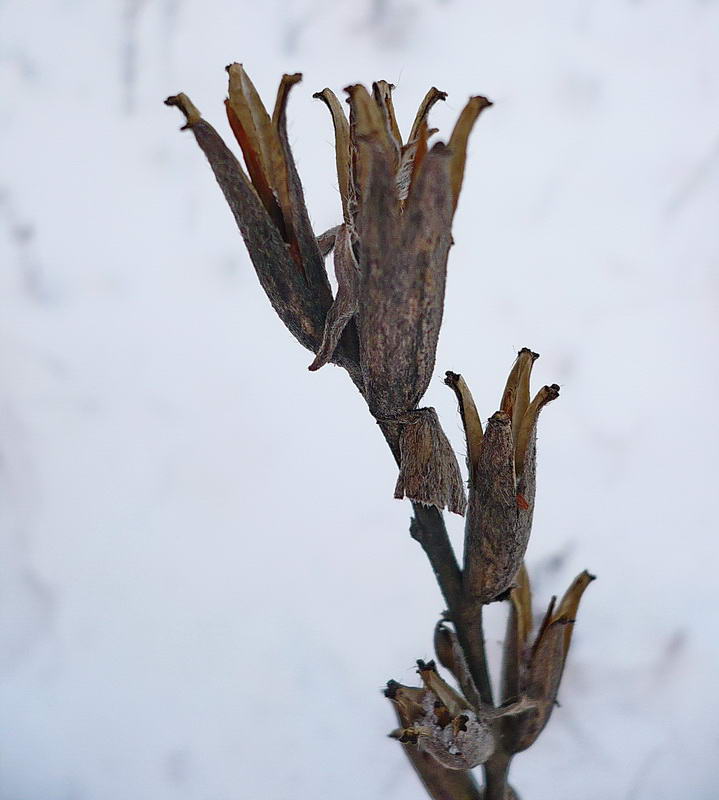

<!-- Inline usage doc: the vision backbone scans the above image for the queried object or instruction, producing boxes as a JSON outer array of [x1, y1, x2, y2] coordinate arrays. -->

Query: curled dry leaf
[[309, 225, 360, 371]]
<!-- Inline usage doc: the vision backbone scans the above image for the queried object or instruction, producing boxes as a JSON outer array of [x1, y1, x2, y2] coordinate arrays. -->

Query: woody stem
[[483, 751, 512, 800], [453, 601, 494, 706]]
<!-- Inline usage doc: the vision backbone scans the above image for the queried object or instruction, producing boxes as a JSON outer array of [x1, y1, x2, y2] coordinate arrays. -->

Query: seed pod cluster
[[167, 70, 491, 512], [168, 69, 596, 797]]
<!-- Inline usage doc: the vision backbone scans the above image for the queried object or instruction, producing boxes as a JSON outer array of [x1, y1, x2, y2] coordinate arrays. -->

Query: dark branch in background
[[166, 68, 595, 800]]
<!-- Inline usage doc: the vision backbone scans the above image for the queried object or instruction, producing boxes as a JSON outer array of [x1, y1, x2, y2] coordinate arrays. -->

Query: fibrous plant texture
[[166, 66, 594, 800]]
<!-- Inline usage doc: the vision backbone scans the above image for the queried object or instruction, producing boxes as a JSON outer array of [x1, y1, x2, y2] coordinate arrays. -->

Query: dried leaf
[[444, 371, 483, 479], [316, 224, 341, 257], [313, 88, 353, 224], [408, 87, 447, 144], [447, 96, 492, 211], [227, 64, 289, 214], [345, 83, 394, 155], [272, 73, 334, 293], [372, 80, 403, 149], [396, 123, 428, 204], [416, 660, 467, 718], [500, 562, 533, 702], [553, 570, 596, 663], [514, 384, 560, 479], [515, 617, 570, 751], [308, 225, 360, 371], [224, 100, 284, 234], [394, 408, 467, 515], [500, 348, 539, 444]]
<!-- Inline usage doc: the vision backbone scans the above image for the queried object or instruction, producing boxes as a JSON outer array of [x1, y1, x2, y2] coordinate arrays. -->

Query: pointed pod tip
[[384, 680, 400, 699], [471, 95, 493, 109], [444, 370, 461, 387], [518, 347, 540, 361], [164, 93, 201, 129]]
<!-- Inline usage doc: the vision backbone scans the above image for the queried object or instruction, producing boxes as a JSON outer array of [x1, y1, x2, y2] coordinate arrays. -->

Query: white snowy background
[[1, 1, 718, 798]]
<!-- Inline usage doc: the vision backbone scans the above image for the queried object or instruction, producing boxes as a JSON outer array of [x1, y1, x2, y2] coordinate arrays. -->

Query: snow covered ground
[[1, 1, 718, 798]]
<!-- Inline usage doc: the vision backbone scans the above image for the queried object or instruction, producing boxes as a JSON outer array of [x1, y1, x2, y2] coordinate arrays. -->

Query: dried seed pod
[[500, 567, 595, 754], [358, 142, 453, 418], [166, 73, 363, 388], [464, 411, 517, 602], [388, 661, 496, 770], [393, 408, 467, 516], [451, 352, 560, 603], [385, 680, 483, 800]]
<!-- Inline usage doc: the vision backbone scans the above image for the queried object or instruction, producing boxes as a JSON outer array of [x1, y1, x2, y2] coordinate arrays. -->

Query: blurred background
[[1, 1, 718, 798]]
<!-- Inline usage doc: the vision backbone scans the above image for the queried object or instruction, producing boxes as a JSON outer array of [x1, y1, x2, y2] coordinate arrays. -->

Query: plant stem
[[483, 751, 512, 800], [410, 503, 462, 610], [454, 601, 494, 706]]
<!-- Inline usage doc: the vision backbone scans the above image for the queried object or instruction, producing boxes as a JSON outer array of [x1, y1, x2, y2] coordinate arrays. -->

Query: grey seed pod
[[165, 73, 363, 389], [447, 351, 559, 602], [500, 567, 595, 754]]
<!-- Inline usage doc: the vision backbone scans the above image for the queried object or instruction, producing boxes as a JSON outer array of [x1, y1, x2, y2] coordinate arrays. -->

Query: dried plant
[[166, 66, 594, 800]]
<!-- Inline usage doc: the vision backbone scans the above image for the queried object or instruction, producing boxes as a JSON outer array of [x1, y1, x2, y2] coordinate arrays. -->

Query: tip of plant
[[518, 346, 540, 361], [444, 370, 460, 386], [384, 680, 400, 699], [164, 93, 201, 129], [470, 95, 493, 110]]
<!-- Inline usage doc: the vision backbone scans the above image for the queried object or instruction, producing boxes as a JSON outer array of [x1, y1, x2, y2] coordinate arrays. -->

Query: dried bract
[[394, 408, 467, 516]]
